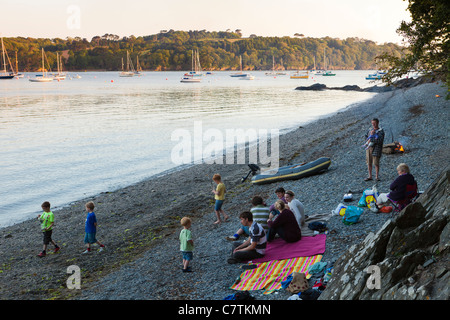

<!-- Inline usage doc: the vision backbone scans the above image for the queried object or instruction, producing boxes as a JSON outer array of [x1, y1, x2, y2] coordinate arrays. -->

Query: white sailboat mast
[[1, 38, 7, 74]]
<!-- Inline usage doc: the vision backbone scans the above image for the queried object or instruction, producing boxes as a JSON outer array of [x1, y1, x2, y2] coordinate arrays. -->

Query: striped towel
[[230, 255, 322, 294]]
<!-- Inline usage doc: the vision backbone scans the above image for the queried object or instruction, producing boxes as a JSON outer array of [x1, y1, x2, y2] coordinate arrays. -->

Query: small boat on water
[[321, 48, 336, 76], [290, 70, 309, 79], [230, 55, 250, 78], [119, 51, 135, 77], [29, 48, 53, 82], [1, 37, 15, 79], [180, 75, 202, 83], [239, 74, 255, 80], [181, 49, 203, 83], [251, 157, 331, 185], [13, 51, 24, 78], [52, 52, 66, 80], [265, 56, 281, 76], [134, 55, 143, 76], [365, 71, 385, 80], [322, 71, 336, 76]]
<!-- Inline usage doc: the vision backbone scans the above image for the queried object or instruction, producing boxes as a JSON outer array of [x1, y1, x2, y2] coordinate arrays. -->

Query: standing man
[[365, 118, 385, 181]]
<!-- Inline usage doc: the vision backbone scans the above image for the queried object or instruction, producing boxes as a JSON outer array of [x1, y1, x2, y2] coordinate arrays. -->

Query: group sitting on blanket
[[227, 188, 304, 264], [227, 189, 305, 241]]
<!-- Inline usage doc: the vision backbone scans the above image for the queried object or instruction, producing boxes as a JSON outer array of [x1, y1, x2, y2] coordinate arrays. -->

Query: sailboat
[[0, 37, 15, 79], [14, 51, 24, 78], [119, 51, 135, 77], [230, 55, 249, 78], [181, 50, 202, 83], [322, 48, 336, 76], [52, 52, 66, 80], [311, 56, 323, 75], [265, 56, 277, 76], [29, 48, 53, 82], [134, 55, 143, 76]]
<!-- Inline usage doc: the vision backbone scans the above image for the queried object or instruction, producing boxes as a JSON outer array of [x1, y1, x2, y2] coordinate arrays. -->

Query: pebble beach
[[0, 79, 448, 302]]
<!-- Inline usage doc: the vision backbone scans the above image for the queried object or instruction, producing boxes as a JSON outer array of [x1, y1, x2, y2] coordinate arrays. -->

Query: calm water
[[0, 70, 379, 227]]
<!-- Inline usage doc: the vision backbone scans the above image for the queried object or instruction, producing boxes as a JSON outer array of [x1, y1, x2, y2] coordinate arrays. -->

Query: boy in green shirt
[[179, 217, 194, 272], [37, 201, 60, 257]]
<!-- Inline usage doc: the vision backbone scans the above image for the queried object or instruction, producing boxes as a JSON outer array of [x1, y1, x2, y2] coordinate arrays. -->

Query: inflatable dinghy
[[251, 157, 331, 185]]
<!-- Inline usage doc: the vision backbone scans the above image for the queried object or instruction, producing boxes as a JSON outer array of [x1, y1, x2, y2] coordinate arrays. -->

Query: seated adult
[[228, 211, 267, 263], [226, 195, 270, 241], [266, 200, 302, 243], [268, 187, 288, 217], [284, 190, 305, 227], [377, 163, 417, 208]]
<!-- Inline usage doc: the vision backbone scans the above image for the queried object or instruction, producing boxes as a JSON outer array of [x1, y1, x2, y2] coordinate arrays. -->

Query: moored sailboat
[[14, 51, 24, 78], [134, 55, 143, 76], [1, 37, 15, 79], [29, 48, 53, 82], [52, 52, 66, 80], [119, 51, 135, 77], [230, 55, 249, 78], [181, 49, 203, 83], [321, 48, 336, 76]]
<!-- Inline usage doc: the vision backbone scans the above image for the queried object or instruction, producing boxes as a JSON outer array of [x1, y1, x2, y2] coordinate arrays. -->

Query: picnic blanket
[[301, 212, 332, 236], [230, 255, 323, 294], [249, 234, 326, 263]]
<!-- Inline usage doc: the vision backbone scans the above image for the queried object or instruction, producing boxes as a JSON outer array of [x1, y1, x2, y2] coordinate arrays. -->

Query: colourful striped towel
[[230, 255, 322, 294]]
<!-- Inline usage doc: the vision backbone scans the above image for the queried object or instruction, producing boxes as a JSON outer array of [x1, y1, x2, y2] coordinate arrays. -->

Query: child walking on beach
[[37, 201, 60, 257], [82, 201, 105, 254], [212, 173, 229, 224], [180, 217, 194, 272]]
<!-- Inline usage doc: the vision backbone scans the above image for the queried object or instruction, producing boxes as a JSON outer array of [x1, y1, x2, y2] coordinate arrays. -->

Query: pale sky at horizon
[[2, 0, 411, 44]]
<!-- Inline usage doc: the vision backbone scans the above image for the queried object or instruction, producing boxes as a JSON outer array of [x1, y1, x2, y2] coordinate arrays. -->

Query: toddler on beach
[[82, 201, 105, 254], [37, 201, 60, 257], [362, 133, 378, 150], [212, 174, 229, 224], [180, 217, 194, 272]]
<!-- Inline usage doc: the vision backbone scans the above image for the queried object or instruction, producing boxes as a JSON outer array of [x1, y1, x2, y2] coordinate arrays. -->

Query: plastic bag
[[342, 206, 363, 225], [358, 188, 379, 207], [333, 203, 347, 216]]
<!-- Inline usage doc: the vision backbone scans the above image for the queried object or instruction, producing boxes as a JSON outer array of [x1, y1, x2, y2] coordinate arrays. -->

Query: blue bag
[[342, 206, 363, 225]]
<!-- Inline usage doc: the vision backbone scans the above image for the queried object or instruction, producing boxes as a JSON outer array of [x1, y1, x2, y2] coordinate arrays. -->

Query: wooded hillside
[[2, 30, 404, 72]]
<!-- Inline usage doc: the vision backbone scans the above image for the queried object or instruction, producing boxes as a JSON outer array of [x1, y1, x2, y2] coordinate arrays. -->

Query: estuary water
[[0, 70, 379, 227]]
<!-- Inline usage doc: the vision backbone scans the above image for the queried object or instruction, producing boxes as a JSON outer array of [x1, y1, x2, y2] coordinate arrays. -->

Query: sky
[[2, 0, 411, 44]]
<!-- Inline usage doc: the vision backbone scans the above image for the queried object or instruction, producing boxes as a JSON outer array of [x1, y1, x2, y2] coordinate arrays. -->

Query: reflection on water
[[0, 71, 376, 227]]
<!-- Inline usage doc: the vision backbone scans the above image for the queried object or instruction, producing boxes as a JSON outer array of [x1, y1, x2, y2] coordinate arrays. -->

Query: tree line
[[2, 30, 404, 72]]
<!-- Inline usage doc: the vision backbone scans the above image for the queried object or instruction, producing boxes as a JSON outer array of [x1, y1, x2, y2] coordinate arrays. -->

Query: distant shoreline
[[22, 68, 386, 73]]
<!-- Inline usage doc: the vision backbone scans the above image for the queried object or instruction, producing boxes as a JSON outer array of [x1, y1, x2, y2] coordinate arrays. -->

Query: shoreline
[[0, 87, 375, 230], [0, 79, 447, 300]]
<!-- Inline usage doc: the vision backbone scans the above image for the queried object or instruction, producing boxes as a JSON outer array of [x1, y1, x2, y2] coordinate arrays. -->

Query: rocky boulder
[[319, 169, 449, 300]]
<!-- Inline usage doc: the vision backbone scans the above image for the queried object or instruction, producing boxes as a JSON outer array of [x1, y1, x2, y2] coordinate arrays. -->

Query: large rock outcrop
[[319, 169, 449, 300]]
